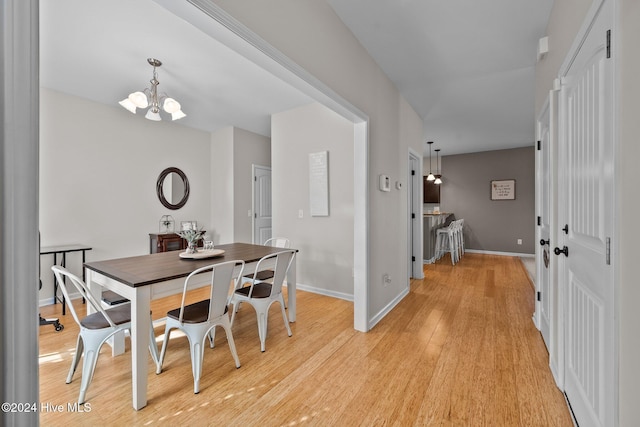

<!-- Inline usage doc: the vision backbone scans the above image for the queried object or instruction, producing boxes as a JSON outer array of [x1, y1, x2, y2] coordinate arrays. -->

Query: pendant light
[[434, 148, 443, 184], [426, 141, 435, 181]]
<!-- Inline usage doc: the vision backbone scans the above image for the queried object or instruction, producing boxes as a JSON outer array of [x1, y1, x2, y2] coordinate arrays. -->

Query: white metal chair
[[51, 265, 160, 404], [156, 260, 244, 394], [240, 237, 290, 287], [230, 250, 295, 352], [435, 221, 459, 265]]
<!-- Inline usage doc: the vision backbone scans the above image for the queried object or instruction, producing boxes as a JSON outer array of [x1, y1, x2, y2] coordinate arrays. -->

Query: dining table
[[83, 242, 297, 410]]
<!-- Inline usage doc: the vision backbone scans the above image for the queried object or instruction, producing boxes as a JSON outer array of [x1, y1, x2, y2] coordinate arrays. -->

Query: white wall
[[39, 88, 212, 302], [233, 127, 271, 243], [210, 126, 234, 244], [209, 126, 271, 244], [214, 0, 424, 321], [272, 103, 354, 298]]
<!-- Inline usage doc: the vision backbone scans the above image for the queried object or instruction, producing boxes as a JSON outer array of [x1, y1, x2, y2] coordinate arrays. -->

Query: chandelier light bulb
[[171, 110, 186, 121], [163, 97, 180, 113], [128, 91, 148, 108], [118, 98, 137, 114], [145, 109, 161, 121]]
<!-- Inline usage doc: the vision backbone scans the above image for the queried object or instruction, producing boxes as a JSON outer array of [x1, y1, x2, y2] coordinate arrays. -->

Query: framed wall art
[[491, 179, 516, 200]]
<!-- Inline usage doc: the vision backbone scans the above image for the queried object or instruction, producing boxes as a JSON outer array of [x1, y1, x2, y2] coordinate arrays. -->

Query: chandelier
[[119, 58, 186, 121]]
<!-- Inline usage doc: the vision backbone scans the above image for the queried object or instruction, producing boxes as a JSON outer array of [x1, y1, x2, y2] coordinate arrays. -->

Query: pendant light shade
[[426, 141, 435, 181]]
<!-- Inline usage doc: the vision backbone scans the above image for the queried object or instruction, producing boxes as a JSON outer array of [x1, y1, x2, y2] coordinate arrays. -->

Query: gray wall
[[432, 146, 535, 254]]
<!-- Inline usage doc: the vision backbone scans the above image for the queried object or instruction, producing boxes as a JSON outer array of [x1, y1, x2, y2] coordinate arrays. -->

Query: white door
[[558, 2, 614, 426], [536, 98, 552, 350], [252, 165, 272, 244]]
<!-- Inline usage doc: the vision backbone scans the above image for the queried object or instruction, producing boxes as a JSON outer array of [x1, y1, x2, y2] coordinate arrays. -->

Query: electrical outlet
[[382, 273, 391, 286], [517, 239, 523, 245], [298, 209, 304, 219]]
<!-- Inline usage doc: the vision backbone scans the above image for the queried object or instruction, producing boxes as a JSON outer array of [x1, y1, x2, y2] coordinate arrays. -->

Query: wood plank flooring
[[38, 253, 572, 426]]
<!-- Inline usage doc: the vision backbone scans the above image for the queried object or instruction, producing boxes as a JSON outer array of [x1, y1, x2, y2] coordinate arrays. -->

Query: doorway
[[408, 149, 423, 280], [252, 165, 272, 244]]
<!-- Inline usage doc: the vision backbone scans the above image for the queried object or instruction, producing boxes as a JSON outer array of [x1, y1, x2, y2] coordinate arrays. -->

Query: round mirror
[[156, 167, 189, 210]]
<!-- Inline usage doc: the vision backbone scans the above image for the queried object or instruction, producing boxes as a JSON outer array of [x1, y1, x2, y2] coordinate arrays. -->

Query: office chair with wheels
[[39, 232, 63, 331]]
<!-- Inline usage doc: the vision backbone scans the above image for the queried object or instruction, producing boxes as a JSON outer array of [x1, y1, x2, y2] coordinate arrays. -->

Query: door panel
[[559, 2, 614, 426]]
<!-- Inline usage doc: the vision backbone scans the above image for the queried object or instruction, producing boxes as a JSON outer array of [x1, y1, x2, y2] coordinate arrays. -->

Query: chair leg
[[208, 327, 217, 349], [230, 301, 239, 327], [450, 238, 457, 265], [279, 296, 292, 337], [148, 317, 160, 372], [156, 326, 173, 374], [220, 321, 241, 368], [77, 335, 103, 404], [257, 309, 268, 352], [66, 335, 84, 384], [189, 336, 205, 394]]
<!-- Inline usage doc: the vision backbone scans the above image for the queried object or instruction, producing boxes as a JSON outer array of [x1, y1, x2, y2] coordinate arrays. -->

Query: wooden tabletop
[[84, 242, 293, 288]]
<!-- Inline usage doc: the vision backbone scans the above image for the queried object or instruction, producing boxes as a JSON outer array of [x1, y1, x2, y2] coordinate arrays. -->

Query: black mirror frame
[[156, 167, 190, 210]]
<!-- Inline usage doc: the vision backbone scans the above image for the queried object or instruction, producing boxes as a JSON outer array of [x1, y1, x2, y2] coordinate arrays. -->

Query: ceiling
[[40, 0, 553, 156], [39, 0, 313, 137]]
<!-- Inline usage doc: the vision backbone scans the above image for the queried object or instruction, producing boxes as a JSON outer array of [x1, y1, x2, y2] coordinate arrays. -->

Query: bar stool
[[435, 221, 459, 265]]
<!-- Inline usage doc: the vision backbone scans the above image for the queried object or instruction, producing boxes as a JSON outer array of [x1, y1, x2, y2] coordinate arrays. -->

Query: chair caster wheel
[[55, 323, 64, 332]]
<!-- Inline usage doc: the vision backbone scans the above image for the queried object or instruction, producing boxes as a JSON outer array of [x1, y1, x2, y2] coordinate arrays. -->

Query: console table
[[40, 244, 92, 314], [149, 231, 206, 254]]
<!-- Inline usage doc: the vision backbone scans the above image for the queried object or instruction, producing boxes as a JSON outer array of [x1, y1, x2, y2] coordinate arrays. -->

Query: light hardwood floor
[[39, 253, 572, 426]]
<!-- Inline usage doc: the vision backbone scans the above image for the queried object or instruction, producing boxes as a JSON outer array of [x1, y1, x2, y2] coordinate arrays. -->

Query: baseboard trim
[[465, 249, 535, 258], [285, 283, 354, 302], [368, 286, 410, 330]]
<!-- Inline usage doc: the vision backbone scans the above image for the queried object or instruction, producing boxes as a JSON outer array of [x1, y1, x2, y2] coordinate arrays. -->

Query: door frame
[[408, 149, 424, 280], [535, 89, 561, 386]]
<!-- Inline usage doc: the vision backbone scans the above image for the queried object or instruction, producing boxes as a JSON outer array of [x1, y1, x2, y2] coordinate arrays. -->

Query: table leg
[[287, 258, 296, 322], [131, 286, 150, 410], [61, 253, 67, 315], [52, 253, 67, 315]]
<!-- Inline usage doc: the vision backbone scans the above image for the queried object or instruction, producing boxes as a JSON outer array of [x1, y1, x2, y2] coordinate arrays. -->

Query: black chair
[[39, 232, 64, 331], [40, 278, 64, 331], [38, 232, 64, 332]]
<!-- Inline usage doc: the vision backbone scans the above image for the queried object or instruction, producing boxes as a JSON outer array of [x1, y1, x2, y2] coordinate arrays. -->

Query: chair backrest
[[264, 237, 290, 249], [179, 260, 245, 323], [248, 250, 296, 298], [51, 265, 118, 328]]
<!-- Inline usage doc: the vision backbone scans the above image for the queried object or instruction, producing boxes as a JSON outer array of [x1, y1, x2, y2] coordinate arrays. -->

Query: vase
[[186, 241, 198, 254]]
